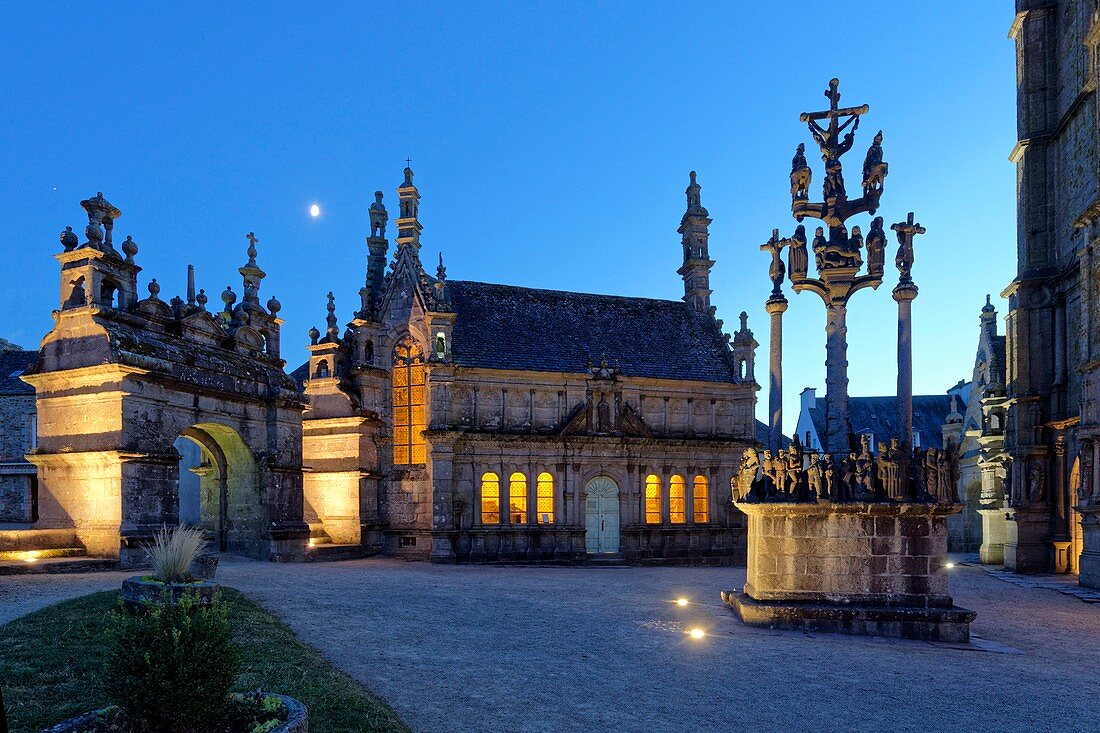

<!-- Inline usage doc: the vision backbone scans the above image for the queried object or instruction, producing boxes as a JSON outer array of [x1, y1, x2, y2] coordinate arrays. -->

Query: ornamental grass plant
[[147, 525, 207, 583]]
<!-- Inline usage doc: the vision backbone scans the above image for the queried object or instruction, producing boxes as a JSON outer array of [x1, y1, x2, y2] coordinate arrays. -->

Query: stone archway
[[18, 193, 309, 567], [177, 423, 261, 555]]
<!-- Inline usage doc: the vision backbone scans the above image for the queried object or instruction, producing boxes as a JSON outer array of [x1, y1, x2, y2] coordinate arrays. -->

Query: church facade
[[298, 168, 759, 563], [1004, 1, 1100, 584]]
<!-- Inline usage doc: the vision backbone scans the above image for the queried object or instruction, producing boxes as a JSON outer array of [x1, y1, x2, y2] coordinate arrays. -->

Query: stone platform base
[[722, 589, 975, 643]]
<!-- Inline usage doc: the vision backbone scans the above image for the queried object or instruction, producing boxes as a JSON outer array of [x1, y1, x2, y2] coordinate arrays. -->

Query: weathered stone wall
[[741, 502, 955, 608], [0, 392, 36, 522]]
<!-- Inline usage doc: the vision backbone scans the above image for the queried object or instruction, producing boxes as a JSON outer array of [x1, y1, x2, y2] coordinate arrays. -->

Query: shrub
[[147, 525, 207, 583], [103, 593, 241, 731]]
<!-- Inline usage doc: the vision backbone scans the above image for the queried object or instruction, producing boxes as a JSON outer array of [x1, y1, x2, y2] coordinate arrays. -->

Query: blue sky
[[1, 2, 1017, 430]]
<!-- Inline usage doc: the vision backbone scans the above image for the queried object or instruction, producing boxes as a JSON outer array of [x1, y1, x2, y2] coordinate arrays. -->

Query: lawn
[[0, 588, 412, 733]]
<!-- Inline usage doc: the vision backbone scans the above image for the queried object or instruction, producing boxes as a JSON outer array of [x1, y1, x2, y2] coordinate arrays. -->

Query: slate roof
[[289, 360, 310, 389], [755, 419, 791, 448], [446, 281, 738, 382], [0, 350, 38, 395], [806, 394, 954, 450]]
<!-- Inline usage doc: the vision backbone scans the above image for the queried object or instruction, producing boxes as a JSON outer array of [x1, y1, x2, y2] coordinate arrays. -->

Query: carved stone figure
[[924, 447, 940, 500], [811, 226, 828, 271], [761, 450, 776, 497], [855, 436, 876, 500], [59, 226, 78, 252], [790, 143, 812, 200], [822, 453, 837, 500], [911, 447, 926, 498], [865, 216, 887, 278], [841, 451, 857, 501], [774, 449, 789, 497], [807, 453, 824, 500], [821, 226, 862, 269], [1028, 459, 1046, 503], [862, 130, 888, 196], [1080, 442, 1095, 505], [736, 448, 760, 500], [369, 191, 388, 238], [788, 225, 808, 281], [786, 437, 804, 498], [936, 450, 951, 503], [822, 159, 845, 201]]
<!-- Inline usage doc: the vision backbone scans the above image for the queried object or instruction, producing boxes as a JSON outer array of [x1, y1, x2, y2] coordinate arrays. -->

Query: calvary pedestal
[[722, 501, 975, 642]]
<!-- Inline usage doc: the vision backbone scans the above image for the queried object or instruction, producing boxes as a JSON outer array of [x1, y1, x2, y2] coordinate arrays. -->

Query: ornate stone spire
[[437, 252, 447, 282], [79, 192, 121, 253], [239, 232, 267, 306], [396, 165, 422, 250], [677, 171, 714, 314]]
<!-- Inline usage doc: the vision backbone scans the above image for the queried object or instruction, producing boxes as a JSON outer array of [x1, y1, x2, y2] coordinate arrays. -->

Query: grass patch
[[0, 588, 411, 733]]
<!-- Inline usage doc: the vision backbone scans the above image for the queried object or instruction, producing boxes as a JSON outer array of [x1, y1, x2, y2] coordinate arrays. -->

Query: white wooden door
[[584, 476, 620, 554]]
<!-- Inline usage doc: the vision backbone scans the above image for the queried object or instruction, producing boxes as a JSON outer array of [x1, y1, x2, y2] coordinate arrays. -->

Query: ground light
[[676, 597, 689, 607], [945, 562, 956, 569], [22, 551, 39, 563], [687, 627, 706, 639]]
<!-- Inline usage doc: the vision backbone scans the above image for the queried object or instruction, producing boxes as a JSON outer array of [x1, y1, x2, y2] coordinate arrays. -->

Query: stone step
[[0, 555, 118, 576], [0, 546, 86, 562], [307, 543, 371, 562], [585, 555, 629, 567]]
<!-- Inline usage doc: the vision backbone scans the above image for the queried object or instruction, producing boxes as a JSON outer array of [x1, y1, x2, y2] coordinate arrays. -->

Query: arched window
[[670, 475, 686, 523], [66, 276, 86, 308], [693, 475, 709, 523], [536, 472, 554, 524], [509, 472, 528, 524], [435, 332, 446, 359], [315, 359, 330, 379], [645, 474, 661, 524], [480, 472, 500, 524], [392, 340, 426, 465], [100, 279, 119, 308]]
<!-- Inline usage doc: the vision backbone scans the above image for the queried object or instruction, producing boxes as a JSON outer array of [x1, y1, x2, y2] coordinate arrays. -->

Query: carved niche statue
[[855, 434, 877, 499], [924, 447, 940, 500], [791, 143, 812, 201], [1028, 459, 1046, 503], [865, 216, 887, 278], [862, 130, 888, 197]]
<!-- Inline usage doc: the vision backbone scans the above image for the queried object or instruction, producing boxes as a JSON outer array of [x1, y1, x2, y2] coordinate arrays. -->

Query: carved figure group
[[735, 435, 960, 504]]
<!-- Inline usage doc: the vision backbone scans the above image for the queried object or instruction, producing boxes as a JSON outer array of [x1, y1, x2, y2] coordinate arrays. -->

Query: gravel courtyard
[[5, 559, 1098, 733]]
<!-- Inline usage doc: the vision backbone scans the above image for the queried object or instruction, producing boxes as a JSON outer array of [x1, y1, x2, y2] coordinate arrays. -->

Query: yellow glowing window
[[392, 340, 426, 465], [670, 475, 686, 523], [509, 472, 528, 524], [481, 472, 500, 524], [645, 474, 661, 524], [536, 472, 554, 524], [693, 475, 709, 523]]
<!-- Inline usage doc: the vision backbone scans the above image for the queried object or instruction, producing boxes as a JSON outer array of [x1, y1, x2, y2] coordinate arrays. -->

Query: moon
[[310, 203, 321, 217]]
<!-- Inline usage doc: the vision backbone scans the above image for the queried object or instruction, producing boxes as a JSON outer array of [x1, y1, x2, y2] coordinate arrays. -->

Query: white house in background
[[793, 383, 969, 454]]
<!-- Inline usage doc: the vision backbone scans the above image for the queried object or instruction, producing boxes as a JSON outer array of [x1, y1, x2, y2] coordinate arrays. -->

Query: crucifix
[[246, 231, 258, 248], [405, 157, 413, 168], [760, 228, 790, 298], [891, 211, 925, 284], [800, 77, 869, 159]]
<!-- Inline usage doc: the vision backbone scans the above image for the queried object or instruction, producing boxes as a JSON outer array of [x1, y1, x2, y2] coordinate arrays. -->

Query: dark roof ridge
[[449, 279, 690, 308]]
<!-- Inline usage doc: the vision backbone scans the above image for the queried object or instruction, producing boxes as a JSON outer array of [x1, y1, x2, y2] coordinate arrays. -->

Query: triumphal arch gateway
[[19, 193, 309, 566]]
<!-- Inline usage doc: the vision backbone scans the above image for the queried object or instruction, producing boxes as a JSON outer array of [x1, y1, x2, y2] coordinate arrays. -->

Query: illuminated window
[[392, 339, 426, 465], [481, 472, 500, 524], [645, 474, 661, 524], [509, 472, 528, 524], [670, 475, 686, 523], [693, 475, 709, 523], [536, 472, 554, 524]]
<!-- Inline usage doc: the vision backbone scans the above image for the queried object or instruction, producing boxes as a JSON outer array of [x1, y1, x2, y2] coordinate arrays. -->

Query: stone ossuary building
[[0, 344, 39, 523], [298, 167, 760, 563]]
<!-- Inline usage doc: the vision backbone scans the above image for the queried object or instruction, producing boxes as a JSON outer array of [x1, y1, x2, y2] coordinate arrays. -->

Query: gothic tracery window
[[645, 474, 661, 524], [670, 475, 686, 523], [693, 475, 709, 523], [392, 339, 426, 465]]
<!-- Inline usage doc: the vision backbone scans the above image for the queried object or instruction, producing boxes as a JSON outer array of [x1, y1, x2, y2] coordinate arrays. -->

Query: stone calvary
[[722, 78, 976, 643]]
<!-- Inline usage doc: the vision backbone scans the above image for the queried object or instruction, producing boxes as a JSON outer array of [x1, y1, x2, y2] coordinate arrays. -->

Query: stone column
[[893, 282, 919, 447], [765, 296, 788, 451], [1051, 435, 1072, 572], [823, 301, 849, 455]]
